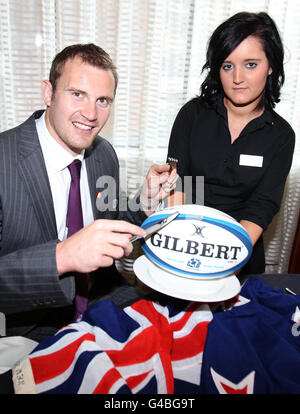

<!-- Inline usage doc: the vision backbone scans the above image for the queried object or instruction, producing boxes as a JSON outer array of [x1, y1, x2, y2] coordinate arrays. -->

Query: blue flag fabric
[[199, 277, 300, 394]]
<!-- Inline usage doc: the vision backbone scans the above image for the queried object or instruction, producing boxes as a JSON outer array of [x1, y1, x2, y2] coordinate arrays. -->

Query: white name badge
[[239, 154, 263, 168]]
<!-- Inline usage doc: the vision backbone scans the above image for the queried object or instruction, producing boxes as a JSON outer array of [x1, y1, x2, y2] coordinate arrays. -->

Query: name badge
[[239, 154, 263, 168]]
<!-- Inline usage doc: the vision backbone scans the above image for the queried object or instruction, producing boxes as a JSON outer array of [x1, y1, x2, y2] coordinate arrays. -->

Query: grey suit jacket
[[0, 111, 146, 338]]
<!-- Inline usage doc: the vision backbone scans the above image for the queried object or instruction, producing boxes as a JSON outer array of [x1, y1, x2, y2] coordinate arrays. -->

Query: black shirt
[[167, 96, 295, 232]]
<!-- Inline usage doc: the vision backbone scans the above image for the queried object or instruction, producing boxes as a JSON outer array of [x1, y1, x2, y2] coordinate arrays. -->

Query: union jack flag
[[13, 277, 300, 394], [27, 300, 212, 394]]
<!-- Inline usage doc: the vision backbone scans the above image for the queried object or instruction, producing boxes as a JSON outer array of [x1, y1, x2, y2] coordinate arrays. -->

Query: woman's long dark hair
[[199, 12, 284, 110]]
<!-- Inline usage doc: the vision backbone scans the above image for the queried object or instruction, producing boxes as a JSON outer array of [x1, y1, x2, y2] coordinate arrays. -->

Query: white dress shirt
[[36, 112, 94, 241]]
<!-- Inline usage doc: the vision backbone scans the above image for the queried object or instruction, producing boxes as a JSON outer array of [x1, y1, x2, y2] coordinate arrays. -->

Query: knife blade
[[131, 211, 179, 244]]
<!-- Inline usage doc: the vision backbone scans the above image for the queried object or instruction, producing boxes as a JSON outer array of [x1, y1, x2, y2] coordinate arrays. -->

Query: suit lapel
[[85, 141, 103, 219], [17, 112, 57, 241]]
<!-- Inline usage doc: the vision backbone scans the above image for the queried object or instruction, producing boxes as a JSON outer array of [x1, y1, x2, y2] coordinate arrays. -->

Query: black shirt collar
[[216, 95, 273, 132]]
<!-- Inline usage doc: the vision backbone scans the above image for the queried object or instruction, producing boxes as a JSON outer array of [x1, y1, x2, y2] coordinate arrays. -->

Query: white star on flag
[[232, 295, 251, 307], [222, 295, 251, 311], [292, 306, 300, 323], [210, 367, 255, 394]]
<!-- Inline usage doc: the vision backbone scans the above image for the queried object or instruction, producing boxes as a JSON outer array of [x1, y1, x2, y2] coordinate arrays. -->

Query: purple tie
[[67, 159, 88, 322]]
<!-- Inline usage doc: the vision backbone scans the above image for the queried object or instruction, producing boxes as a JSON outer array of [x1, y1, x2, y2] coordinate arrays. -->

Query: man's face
[[43, 56, 115, 155]]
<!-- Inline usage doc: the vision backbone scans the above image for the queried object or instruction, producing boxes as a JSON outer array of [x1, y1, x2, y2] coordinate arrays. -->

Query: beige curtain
[[0, 0, 299, 273]]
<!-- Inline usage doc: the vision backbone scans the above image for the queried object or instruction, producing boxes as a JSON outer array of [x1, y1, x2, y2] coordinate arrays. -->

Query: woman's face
[[219, 35, 272, 110]]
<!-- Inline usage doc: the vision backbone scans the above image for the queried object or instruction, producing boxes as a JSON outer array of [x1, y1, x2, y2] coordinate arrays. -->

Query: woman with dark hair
[[167, 12, 295, 279]]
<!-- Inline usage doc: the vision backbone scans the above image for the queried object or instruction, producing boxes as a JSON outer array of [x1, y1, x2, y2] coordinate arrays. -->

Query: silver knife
[[131, 211, 179, 243]]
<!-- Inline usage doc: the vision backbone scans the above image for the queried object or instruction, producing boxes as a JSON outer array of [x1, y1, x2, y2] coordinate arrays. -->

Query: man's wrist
[[56, 240, 71, 277]]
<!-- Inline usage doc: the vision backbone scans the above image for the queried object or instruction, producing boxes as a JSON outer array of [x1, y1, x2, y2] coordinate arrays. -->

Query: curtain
[[288, 212, 300, 273], [0, 0, 299, 273]]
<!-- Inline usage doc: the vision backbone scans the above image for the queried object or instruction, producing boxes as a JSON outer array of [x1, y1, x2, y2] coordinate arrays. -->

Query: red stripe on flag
[[172, 321, 209, 360], [30, 333, 95, 384], [108, 304, 175, 393], [170, 310, 196, 332], [107, 326, 171, 366], [93, 368, 122, 394], [126, 371, 151, 389], [221, 382, 248, 394]]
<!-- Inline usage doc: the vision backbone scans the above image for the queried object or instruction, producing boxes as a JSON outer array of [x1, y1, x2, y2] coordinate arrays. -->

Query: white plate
[[133, 255, 241, 302]]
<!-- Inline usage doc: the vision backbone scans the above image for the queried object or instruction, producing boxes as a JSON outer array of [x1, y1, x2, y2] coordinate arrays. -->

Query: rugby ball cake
[[138, 204, 252, 280]]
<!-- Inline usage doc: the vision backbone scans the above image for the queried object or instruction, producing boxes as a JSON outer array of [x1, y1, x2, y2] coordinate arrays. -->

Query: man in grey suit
[[0, 44, 177, 341]]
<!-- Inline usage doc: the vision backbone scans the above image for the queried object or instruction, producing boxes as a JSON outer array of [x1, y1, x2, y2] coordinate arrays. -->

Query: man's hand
[[56, 220, 146, 276], [140, 163, 178, 215]]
